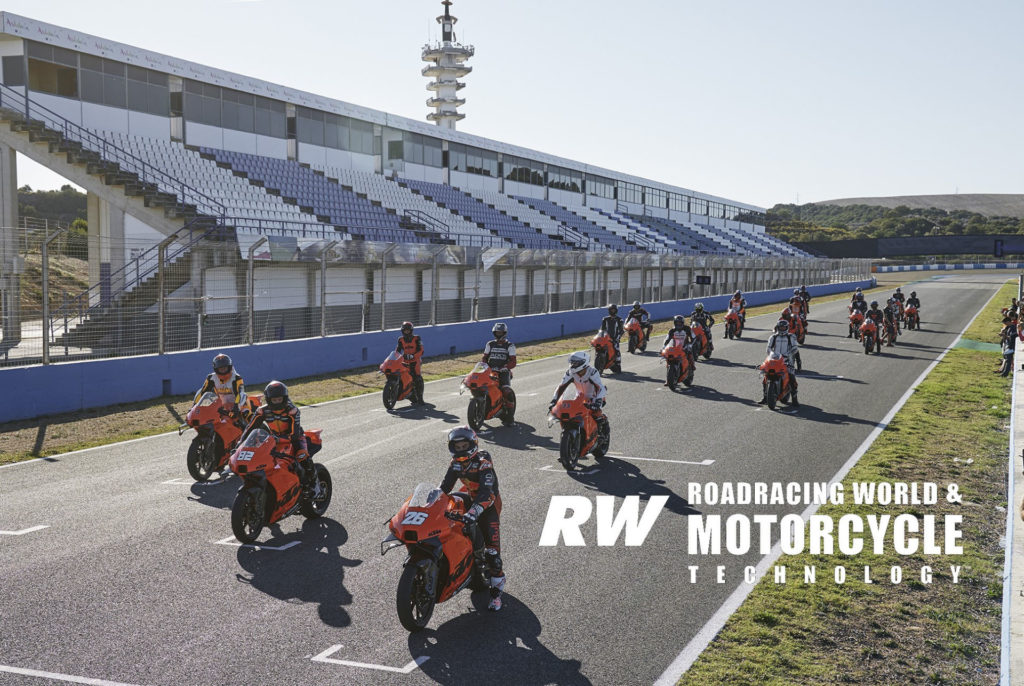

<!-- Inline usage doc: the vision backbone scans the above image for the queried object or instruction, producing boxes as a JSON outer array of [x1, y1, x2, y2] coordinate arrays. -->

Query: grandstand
[[0, 11, 817, 363]]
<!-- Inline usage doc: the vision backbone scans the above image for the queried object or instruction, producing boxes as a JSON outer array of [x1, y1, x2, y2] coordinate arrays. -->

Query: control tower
[[421, 0, 474, 130]]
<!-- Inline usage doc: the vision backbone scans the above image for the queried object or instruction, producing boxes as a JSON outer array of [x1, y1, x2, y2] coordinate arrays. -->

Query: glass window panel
[[387, 140, 403, 160], [236, 100, 254, 132], [102, 59, 125, 76], [148, 70, 167, 87], [324, 116, 339, 148], [126, 65, 147, 83], [185, 79, 203, 94], [126, 78, 147, 111], [147, 83, 168, 116], [2, 56, 25, 87], [80, 54, 102, 72], [53, 47, 77, 67], [27, 42, 51, 60], [222, 100, 239, 129], [102, 72, 124, 107], [183, 92, 202, 122], [202, 95, 221, 126]]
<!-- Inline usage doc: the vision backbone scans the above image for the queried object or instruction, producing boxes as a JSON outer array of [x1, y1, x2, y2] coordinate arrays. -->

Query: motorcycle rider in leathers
[[482, 322, 517, 425], [396, 321, 425, 405], [760, 320, 800, 408], [549, 351, 609, 440]]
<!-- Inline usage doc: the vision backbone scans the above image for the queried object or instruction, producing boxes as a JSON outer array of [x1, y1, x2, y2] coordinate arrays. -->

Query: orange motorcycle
[[461, 363, 514, 429], [848, 308, 865, 340], [691, 323, 714, 359], [788, 314, 806, 344], [548, 388, 609, 470], [661, 338, 694, 389], [759, 353, 795, 410], [181, 392, 261, 482], [590, 332, 620, 374], [228, 427, 330, 543], [724, 308, 743, 339], [625, 317, 649, 353], [905, 304, 919, 330], [382, 483, 490, 631], [379, 351, 417, 409], [860, 318, 880, 354]]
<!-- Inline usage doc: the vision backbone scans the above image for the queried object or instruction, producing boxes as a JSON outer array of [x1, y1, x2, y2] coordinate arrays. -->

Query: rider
[[396, 321, 425, 405], [851, 288, 864, 304], [482, 322, 517, 425], [599, 304, 624, 371], [759, 320, 800, 408], [726, 290, 747, 337], [626, 301, 653, 350], [440, 426, 505, 611], [799, 284, 811, 312], [892, 288, 906, 328], [194, 353, 250, 428], [690, 303, 715, 352], [549, 351, 609, 437], [906, 291, 921, 323], [883, 298, 899, 344], [241, 381, 316, 491], [662, 314, 696, 375], [851, 293, 868, 315]]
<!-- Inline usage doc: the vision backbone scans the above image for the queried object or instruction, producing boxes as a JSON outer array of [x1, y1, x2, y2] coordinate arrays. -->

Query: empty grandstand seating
[[510, 196, 638, 252]]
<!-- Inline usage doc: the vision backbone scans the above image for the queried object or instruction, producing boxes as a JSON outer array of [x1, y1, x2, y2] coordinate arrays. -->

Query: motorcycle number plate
[[236, 449, 255, 462], [401, 511, 428, 526]]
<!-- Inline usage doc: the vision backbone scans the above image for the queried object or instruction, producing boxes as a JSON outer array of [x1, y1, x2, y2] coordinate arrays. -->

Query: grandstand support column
[[619, 255, 627, 307], [246, 237, 267, 345], [543, 255, 552, 314], [86, 193, 126, 306], [571, 252, 581, 311], [319, 241, 338, 337], [0, 141, 20, 348], [429, 245, 445, 325], [639, 257, 647, 304], [687, 261, 695, 300], [381, 244, 398, 331], [509, 250, 518, 317], [472, 251, 481, 321], [673, 258, 680, 300]]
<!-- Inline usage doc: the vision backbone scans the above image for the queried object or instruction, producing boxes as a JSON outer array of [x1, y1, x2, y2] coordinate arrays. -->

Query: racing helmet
[[212, 353, 232, 380], [492, 322, 508, 339], [775, 320, 789, 333], [569, 351, 589, 376], [447, 426, 479, 462], [264, 380, 288, 410]]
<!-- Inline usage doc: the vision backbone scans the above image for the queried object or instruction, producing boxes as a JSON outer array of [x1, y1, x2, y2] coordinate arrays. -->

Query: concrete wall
[[876, 263, 1024, 272], [0, 279, 873, 422]]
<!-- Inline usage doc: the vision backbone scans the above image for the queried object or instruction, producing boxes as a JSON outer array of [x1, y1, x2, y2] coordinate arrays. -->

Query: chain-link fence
[[0, 225, 872, 368]]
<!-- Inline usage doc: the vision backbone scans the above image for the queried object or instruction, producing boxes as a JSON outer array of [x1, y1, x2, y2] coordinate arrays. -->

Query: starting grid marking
[[213, 535, 300, 551], [0, 525, 49, 536], [0, 664, 143, 686], [312, 645, 429, 675]]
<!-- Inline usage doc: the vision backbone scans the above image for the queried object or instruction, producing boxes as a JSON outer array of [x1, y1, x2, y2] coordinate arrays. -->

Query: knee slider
[[485, 547, 503, 573]]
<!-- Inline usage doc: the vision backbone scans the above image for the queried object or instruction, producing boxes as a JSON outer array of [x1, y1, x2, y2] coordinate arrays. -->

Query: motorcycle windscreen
[[408, 482, 443, 509], [383, 351, 402, 363], [237, 428, 271, 451], [196, 392, 219, 407]]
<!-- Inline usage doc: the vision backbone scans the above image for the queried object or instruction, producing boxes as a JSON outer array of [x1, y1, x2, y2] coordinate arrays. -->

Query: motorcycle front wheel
[[300, 464, 333, 519], [727, 322, 735, 340], [187, 435, 218, 482], [559, 428, 581, 470], [397, 564, 436, 632], [666, 362, 679, 390], [595, 350, 607, 375], [468, 396, 486, 431], [628, 333, 638, 354], [766, 380, 779, 410], [231, 486, 266, 544], [382, 377, 400, 410]]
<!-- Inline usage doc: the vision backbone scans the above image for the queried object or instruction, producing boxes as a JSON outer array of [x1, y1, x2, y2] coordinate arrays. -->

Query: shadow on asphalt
[[234, 518, 361, 628], [604, 368, 660, 384], [388, 402, 462, 424], [695, 356, 749, 369], [782, 404, 880, 428], [681, 384, 761, 407], [188, 477, 237, 510], [568, 457, 700, 518], [482, 420, 559, 454], [408, 593, 593, 686], [796, 370, 867, 384]]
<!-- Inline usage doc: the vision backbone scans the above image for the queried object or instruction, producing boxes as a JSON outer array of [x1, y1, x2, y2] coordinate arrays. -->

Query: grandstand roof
[[0, 11, 764, 213]]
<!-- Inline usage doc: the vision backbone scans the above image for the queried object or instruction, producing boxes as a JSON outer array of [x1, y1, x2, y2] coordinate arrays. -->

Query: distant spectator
[[998, 316, 1017, 377]]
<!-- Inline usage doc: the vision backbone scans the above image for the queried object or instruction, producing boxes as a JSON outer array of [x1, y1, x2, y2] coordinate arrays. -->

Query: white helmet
[[569, 351, 589, 375]]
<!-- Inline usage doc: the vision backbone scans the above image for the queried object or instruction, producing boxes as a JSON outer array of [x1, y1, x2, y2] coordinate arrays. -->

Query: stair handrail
[[0, 84, 226, 221]]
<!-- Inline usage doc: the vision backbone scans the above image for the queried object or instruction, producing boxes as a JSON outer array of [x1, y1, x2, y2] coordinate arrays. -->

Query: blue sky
[[12, 0, 1024, 208]]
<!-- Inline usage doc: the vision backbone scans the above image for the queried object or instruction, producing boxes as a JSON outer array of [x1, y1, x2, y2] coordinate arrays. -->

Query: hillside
[[811, 194, 1024, 218]]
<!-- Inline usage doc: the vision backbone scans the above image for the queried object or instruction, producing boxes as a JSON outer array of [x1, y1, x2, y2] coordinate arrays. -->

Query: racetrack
[[0, 274, 1005, 686]]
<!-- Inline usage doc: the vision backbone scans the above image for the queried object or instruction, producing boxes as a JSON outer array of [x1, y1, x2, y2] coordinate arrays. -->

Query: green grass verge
[[677, 281, 1015, 686]]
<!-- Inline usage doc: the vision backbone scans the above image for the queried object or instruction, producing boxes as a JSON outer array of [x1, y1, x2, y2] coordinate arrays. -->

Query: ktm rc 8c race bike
[[180, 392, 261, 482]]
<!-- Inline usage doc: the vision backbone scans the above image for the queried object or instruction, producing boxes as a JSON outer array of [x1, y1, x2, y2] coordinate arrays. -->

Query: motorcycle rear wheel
[[468, 397, 486, 431], [382, 377, 400, 410], [559, 428, 581, 470], [300, 464, 333, 518], [231, 487, 265, 544], [397, 564, 436, 632], [766, 380, 779, 410]]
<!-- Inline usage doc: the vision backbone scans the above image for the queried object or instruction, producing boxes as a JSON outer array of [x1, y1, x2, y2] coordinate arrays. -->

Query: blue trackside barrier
[[0, 280, 873, 422], [876, 263, 1024, 272]]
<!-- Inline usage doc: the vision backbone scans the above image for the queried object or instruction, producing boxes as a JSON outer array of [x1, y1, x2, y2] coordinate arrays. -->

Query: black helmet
[[264, 380, 288, 409], [492, 322, 508, 339], [895, 287, 902, 293], [734, 291, 741, 298], [910, 291, 917, 297], [401, 321, 414, 336], [632, 301, 641, 308], [775, 320, 789, 333], [870, 300, 878, 308], [800, 284, 807, 290], [212, 353, 232, 378], [447, 426, 479, 462], [608, 304, 618, 315], [793, 289, 800, 296], [673, 315, 685, 327], [694, 303, 704, 312]]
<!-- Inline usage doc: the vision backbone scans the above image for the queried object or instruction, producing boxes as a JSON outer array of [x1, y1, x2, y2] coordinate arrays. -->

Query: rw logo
[[538, 496, 668, 546]]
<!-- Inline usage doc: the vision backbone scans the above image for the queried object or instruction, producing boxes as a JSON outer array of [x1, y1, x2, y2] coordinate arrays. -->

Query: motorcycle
[[379, 351, 419, 409], [848, 308, 865, 340], [382, 483, 490, 632], [591, 331, 620, 374], [905, 305, 919, 330], [180, 392, 261, 482], [788, 314, 807, 344], [724, 308, 743, 339], [759, 352, 795, 410], [660, 338, 694, 390], [461, 363, 515, 430], [228, 427, 331, 544], [625, 317, 648, 353], [548, 386, 609, 470], [691, 323, 714, 359], [860, 318, 880, 354]]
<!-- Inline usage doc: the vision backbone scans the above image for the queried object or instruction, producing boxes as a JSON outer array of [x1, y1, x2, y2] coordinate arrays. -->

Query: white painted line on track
[[312, 645, 429, 674], [537, 464, 600, 475], [606, 454, 715, 466], [653, 282, 1004, 686], [213, 535, 300, 551], [0, 664, 144, 685], [0, 525, 49, 536]]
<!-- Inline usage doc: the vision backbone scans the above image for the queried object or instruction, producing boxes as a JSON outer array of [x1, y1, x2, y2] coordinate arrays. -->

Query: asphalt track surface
[[0, 274, 1005, 686]]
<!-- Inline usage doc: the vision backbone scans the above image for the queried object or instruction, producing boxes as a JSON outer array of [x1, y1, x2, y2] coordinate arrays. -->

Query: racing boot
[[413, 376, 425, 405], [501, 388, 516, 426]]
